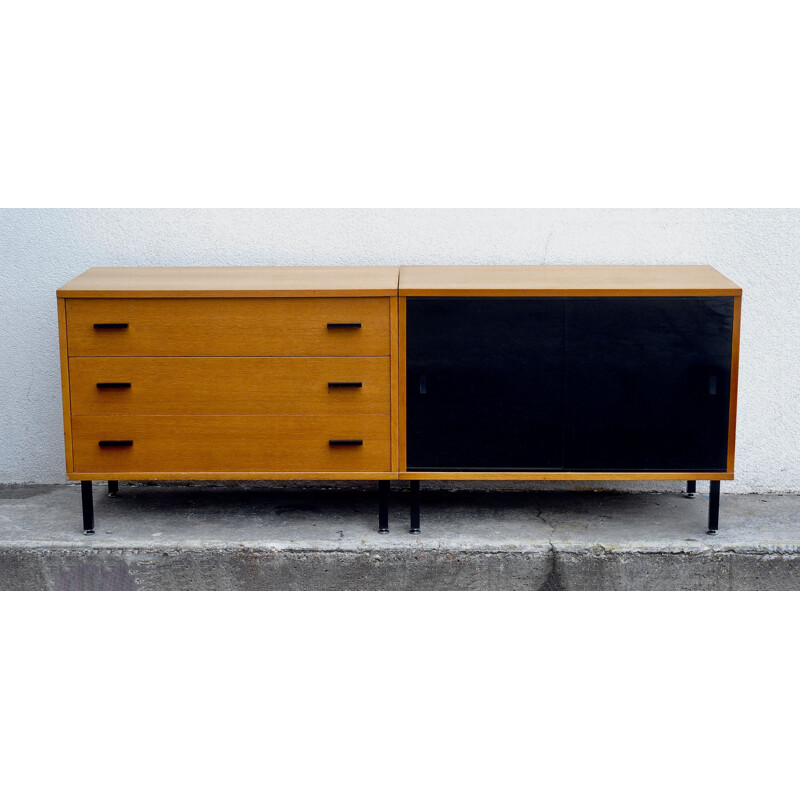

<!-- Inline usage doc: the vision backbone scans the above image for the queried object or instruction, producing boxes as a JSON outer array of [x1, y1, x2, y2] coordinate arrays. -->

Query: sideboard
[[57, 266, 400, 534], [58, 265, 741, 535], [398, 265, 741, 535]]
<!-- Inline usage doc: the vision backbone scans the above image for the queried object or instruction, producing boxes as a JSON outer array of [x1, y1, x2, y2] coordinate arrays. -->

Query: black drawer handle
[[93, 323, 129, 329], [329, 439, 363, 446], [98, 440, 133, 447], [327, 322, 361, 329], [328, 382, 363, 389], [96, 382, 132, 389]]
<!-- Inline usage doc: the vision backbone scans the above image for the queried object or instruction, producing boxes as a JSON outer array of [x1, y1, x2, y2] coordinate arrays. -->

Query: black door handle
[[328, 382, 363, 388], [98, 440, 133, 447], [329, 439, 363, 446], [327, 323, 361, 329], [96, 382, 132, 389], [93, 323, 129, 329]]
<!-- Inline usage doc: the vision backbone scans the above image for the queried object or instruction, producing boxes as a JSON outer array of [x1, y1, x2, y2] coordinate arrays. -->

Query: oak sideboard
[[58, 265, 741, 535], [57, 266, 400, 534]]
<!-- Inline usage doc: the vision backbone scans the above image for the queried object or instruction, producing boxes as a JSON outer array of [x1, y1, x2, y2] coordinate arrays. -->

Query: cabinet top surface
[[399, 265, 742, 296], [57, 266, 401, 297], [56, 264, 742, 298]]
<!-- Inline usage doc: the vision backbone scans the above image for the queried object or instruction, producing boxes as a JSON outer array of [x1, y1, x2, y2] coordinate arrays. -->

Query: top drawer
[[66, 298, 391, 357]]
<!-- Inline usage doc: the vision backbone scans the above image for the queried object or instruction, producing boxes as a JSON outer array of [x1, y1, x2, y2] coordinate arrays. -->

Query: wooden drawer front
[[66, 298, 390, 356], [71, 415, 390, 473], [69, 357, 390, 416]]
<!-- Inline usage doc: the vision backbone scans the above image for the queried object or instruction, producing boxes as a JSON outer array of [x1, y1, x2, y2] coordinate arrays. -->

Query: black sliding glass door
[[563, 297, 733, 471], [406, 298, 565, 470], [405, 296, 733, 472]]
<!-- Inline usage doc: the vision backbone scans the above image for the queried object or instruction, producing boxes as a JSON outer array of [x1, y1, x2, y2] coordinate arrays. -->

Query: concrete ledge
[[1, 484, 798, 590]]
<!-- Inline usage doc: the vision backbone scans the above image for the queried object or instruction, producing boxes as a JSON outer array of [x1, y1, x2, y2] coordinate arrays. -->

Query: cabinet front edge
[[56, 289, 398, 298], [399, 289, 742, 297], [400, 472, 735, 481], [67, 472, 400, 481]]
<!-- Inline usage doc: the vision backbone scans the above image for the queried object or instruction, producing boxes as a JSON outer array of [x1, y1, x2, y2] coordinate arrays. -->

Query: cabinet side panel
[[57, 298, 74, 473], [727, 295, 741, 473], [390, 294, 399, 473], [398, 297, 407, 472]]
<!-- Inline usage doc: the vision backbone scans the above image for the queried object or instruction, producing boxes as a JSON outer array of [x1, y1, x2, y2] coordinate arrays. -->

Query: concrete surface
[[2, 208, 800, 493], [1, 484, 799, 590]]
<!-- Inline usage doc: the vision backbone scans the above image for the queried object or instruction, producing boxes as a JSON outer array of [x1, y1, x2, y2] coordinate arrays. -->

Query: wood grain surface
[[72, 415, 391, 473], [69, 357, 390, 416], [58, 265, 400, 297], [66, 298, 391, 357], [399, 265, 742, 296]]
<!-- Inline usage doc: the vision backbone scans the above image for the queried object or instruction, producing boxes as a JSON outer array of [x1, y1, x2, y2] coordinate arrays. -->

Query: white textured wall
[[1, 208, 797, 492]]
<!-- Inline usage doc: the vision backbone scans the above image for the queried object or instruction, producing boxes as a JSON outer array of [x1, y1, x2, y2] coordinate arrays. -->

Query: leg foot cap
[[707, 529, 718, 536], [410, 528, 421, 535], [83, 529, 95, 536]]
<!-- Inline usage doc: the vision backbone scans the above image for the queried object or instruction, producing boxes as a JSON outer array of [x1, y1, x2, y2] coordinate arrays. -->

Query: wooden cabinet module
[[399, 265, 741, 534], [58, 264, 741, 536], [57, 266, 400, 534]]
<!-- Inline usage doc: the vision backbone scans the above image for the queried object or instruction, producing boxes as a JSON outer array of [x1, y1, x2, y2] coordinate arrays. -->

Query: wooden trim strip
[[59, 289, 399, 298], [727, 295, 742, 474], [398, 296, 407, 472], [67, 471, 732, 481], [57, 298, 74, 473], [399, 288, 742, 297], [400, 472, 735, 481], [67, 472, 400, 481], [389, 294, 399, 472]]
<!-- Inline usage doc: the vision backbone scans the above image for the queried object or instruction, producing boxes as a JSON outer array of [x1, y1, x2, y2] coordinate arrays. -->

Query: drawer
[[66, 298, 390, 356], [71, 415, 390, 473], [69, 357, 390, 416]]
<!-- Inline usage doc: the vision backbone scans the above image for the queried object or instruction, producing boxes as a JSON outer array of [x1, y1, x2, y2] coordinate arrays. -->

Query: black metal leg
[[410, 480, 421, 535], [707, 480, 720, 535], [378, 480, 390, 533], [81, 481, 95, 535], [686, 480, 696, 498], [108, 480, 119, 497]]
